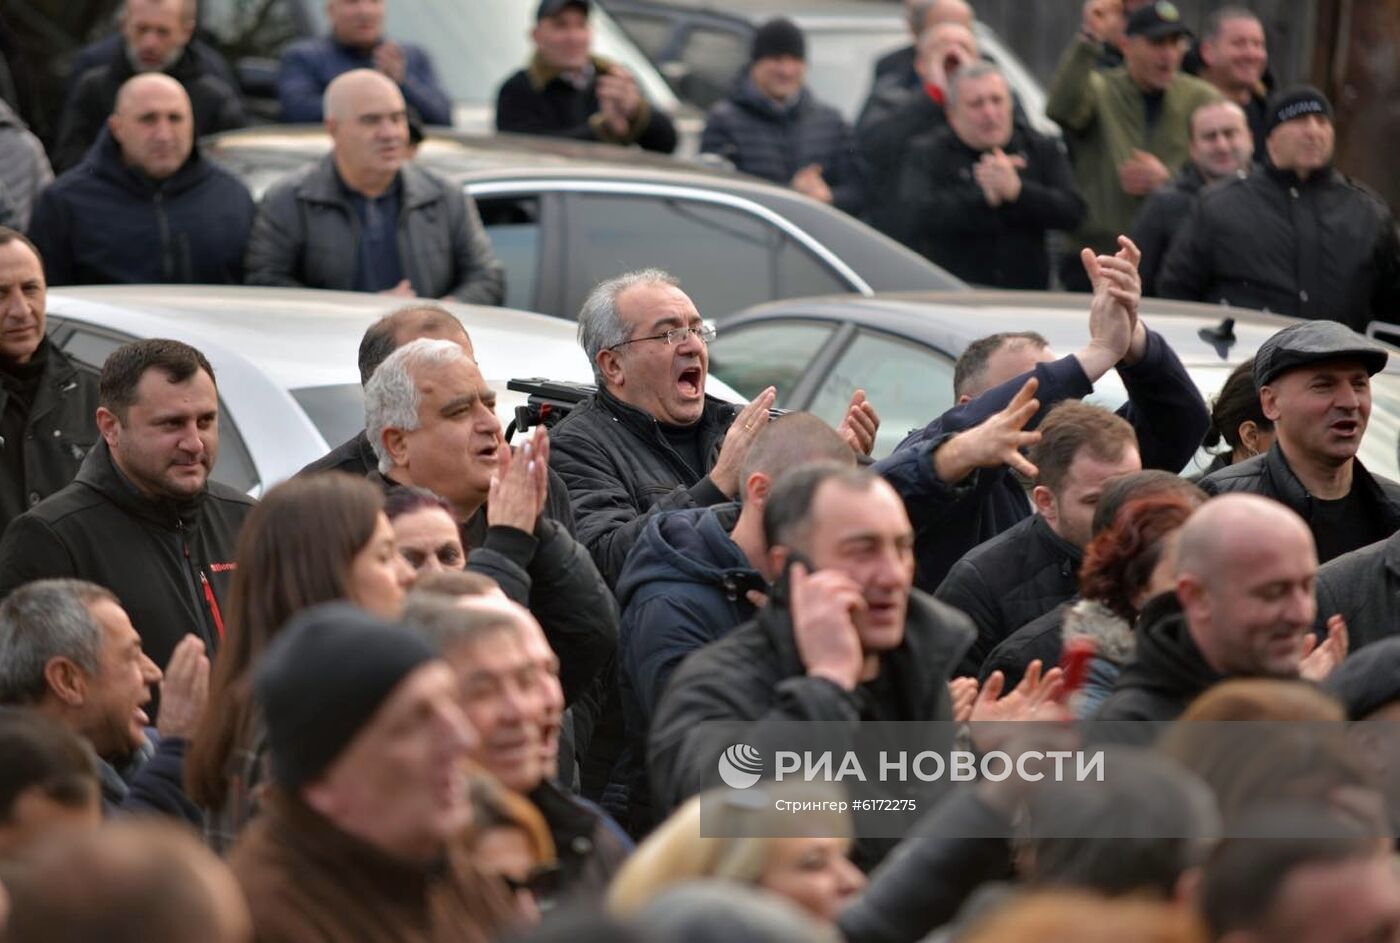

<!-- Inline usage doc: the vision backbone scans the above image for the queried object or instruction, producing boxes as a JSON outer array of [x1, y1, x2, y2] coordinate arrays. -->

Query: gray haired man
[[0, 578, 207, 822], [550, 268, 879, 586], [362, 338, 615, 708]]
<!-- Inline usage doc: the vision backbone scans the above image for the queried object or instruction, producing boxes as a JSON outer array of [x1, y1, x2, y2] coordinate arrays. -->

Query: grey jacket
[[244, 154, 504, 304], [1314, 532, 1400, 652], [0, 99, 53, 230]]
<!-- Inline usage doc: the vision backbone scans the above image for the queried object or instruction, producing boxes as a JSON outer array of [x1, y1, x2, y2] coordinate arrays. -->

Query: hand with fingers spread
[[837, 389, 881, 456], [488, 427, 547, 533], [789, 561, 867, 691], [710, 387, 777, 497], [932, 377, 1043, 484], [157, 634, 209, 741], [949, 676, 979, 724], [1299, 614, 1349, 681], [969, 659, 1068, 738]]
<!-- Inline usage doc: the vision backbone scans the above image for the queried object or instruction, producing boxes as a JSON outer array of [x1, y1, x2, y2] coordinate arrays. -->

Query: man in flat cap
[[495, 0, 677, 153], [1201, 321, 1400, 563], [228, 603, 512, 943], [1159, 85, 1400, 329]]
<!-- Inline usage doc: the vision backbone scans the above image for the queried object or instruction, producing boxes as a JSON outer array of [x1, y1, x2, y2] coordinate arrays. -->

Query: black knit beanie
[[255, 602, 438, 790], [1264, 85, 1333, 137], [751, 17, 806, 63]]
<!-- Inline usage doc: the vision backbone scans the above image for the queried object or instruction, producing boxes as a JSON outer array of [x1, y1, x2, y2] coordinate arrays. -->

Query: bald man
[[246, 69, 503, 304], [29, 74, 255, 286], [1094, 493, 1347, 723], [53, 0, 245, 172]]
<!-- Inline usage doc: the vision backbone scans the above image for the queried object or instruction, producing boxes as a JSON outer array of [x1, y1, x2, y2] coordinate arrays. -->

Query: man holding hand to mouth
[[551, 269, 880, 587], [1201, 321, 1400, 563]]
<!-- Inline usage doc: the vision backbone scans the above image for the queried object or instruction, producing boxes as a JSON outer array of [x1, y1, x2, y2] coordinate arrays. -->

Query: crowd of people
[[2, 0, 1400, 941]]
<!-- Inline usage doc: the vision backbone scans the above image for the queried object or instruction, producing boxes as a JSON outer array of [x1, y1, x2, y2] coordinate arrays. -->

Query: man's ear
[[956, 393, 972, 406], [42, 657, 88, 708], [596, 349, 625, 390], [95, 406, 121, 450], [1031, 484, 1057, 520], [744, 472, 771, 508], [1198, 38, 1217, 69], [382, 427, 410, 470], [1259, 385, 1282, 423]]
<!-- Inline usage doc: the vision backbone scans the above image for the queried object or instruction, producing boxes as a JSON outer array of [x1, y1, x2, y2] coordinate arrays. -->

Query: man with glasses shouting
[[552, 269, 880, 587]]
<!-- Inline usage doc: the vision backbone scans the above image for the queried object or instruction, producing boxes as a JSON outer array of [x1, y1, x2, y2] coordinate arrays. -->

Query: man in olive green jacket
[[1047, 0, 1219, 290]]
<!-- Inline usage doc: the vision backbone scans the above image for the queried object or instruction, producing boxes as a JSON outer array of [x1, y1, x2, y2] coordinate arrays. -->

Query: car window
[[808, 329, 955, 458], [290, 383, 365, 451], [568, 193, 849, 319], [678, 25, 748, 107], [709, 320, 837, 401], [805, 28, 906, 121], [53, 323, 261, 494], [199, 0, 304, 63], [475, 195, 542, 312], [611, 11, 676, 60]]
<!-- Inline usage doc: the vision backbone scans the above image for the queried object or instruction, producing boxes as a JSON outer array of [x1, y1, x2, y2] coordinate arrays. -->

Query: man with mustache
[[1201, 321, 1400, 564], [29, 73, 254, 286], [0, 339, 254, 687], [1159, 87, 1400, 330]]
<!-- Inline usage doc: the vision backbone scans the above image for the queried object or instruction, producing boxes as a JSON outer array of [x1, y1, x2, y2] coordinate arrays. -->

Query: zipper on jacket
[[177, 520, 217, 650], [154, 191, 173, 280]]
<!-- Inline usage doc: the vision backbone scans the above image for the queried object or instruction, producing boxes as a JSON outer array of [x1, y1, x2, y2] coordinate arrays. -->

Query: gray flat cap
[[1252, 320, 1388, 388]]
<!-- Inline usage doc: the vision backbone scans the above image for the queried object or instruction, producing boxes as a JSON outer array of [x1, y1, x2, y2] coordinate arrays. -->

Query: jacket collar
[[1263, 442, 1398, 523], [525, 52, 613, 92], [85, 127, 209, 198], [1029, 512, 1084, 567], [734, 76, 809, 119], [74, 439, 205, 531], [1126, 591, 1226, 696], [595, 384, 735, 464], [1262, 157, 1338, 190], [299, 153, 439, 211]]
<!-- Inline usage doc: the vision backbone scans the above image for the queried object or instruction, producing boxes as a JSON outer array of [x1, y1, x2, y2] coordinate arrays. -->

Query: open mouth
[[1331, 419, 1360, 436], [134, 706, 150, 728], [475, 442, 501, 463], [677, 367, 704, 399]]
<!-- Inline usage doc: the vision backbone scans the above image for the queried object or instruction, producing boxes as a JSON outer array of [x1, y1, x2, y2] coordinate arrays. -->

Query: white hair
[[576, 268, 679, 384], [364, 338, 470, 475]]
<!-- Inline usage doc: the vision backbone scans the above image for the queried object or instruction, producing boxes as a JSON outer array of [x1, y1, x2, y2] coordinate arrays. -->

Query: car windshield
[[1087, 366, 1400, 483], [290, 383, 366, 450], [306, 0, 678, 111]]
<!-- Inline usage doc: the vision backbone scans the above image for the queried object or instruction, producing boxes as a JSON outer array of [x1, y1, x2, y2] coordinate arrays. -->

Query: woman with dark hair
[[1065, 493, 1199, 717], [184, 473, 414, 851], [1193, 361, 1275, 480], [384, 485, 467, 576]]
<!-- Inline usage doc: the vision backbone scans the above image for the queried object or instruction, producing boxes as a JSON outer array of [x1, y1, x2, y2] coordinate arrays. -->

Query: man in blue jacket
[[877, 237, 1209, 591], [277, 0, 451, 125], [28, 74, 254, 286]]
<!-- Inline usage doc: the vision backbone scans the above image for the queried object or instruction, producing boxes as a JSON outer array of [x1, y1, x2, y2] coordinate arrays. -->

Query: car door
[[44, 318, 263, 494], [557, 185, 856, 321], [466, 187, 567, 316]]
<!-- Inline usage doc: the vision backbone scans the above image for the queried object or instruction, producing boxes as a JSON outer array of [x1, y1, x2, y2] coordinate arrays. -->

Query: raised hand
[[789, 561, 867, 691], [710, 387, 776, 497], [949, 676, 979, 723], [932, 377, 1043, 483], [1299, 614, 1349, 681], [157, 635, 209, 741], [487, 427, 546, 533], [837, 389, 880, 456]]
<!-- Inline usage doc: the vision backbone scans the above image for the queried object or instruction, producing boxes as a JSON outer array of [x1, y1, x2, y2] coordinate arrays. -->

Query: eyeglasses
[[608, 324, 717, 350]]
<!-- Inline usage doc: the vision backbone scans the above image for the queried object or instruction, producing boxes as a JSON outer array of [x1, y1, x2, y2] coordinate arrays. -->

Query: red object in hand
[[1058, 635, 1097, 699]]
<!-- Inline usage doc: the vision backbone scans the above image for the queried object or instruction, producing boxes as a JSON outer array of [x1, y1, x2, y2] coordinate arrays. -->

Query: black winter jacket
[[297, 429, 381, 478], [550, 387, 738, 588], [1092, 592, 1223, 723], [1314, 531, 1400, 652], [1157, 161, 1400, 330], [53, 45, 246, 172], [855, 82, 946, 241], [495, 55, 677, 154], [100, 732, 202, 825], [897, 125, 1084, 289], [0, 341, 99, 534], [979, 601, 1071, 688], [28, 132, 254, 286], [935, 513, 1082, 675], [1199, 442, 1400, 563], [876, 329, 1209, 591], [0, 440, 253, 677], [648, 586, 974, 869], [528, 780, 632, 905], [701, 80, 864, 216], [1130, 162, 1220, 296]]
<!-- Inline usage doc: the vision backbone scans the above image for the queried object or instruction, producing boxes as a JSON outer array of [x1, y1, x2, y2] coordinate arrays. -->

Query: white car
[[44, 285, 601, 495]]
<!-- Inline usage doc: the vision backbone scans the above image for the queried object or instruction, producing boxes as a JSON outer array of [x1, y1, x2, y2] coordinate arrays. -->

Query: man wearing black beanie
[[700, 17, 866, 216], [1159, 84, 1400, 331], [227, 603, 512, 943]]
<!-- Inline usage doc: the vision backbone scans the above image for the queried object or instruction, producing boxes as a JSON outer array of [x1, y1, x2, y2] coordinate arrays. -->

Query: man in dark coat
[[53, 0, 245, 172], [1315, 534, 1400, 654], [649, 464, 975, 870], [1201, 320, 1400, 563], [550, 269, 878, 588], [701, 18, 863, 216], [496, 0, 676, 154], [1158, 86, 1400, 329], [1131, 99, 1252, 295], [877, 241, 1208, 591], [897, 62, 1084, 288], [277, 0, 450, 125], [0, 339, 253, 706], [936, 403, 1140, 674], [246, 70, 503, 304], [0, 230, 98, 535], [29, 75, 254, 287], [1094, 494, 1344, 723]]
